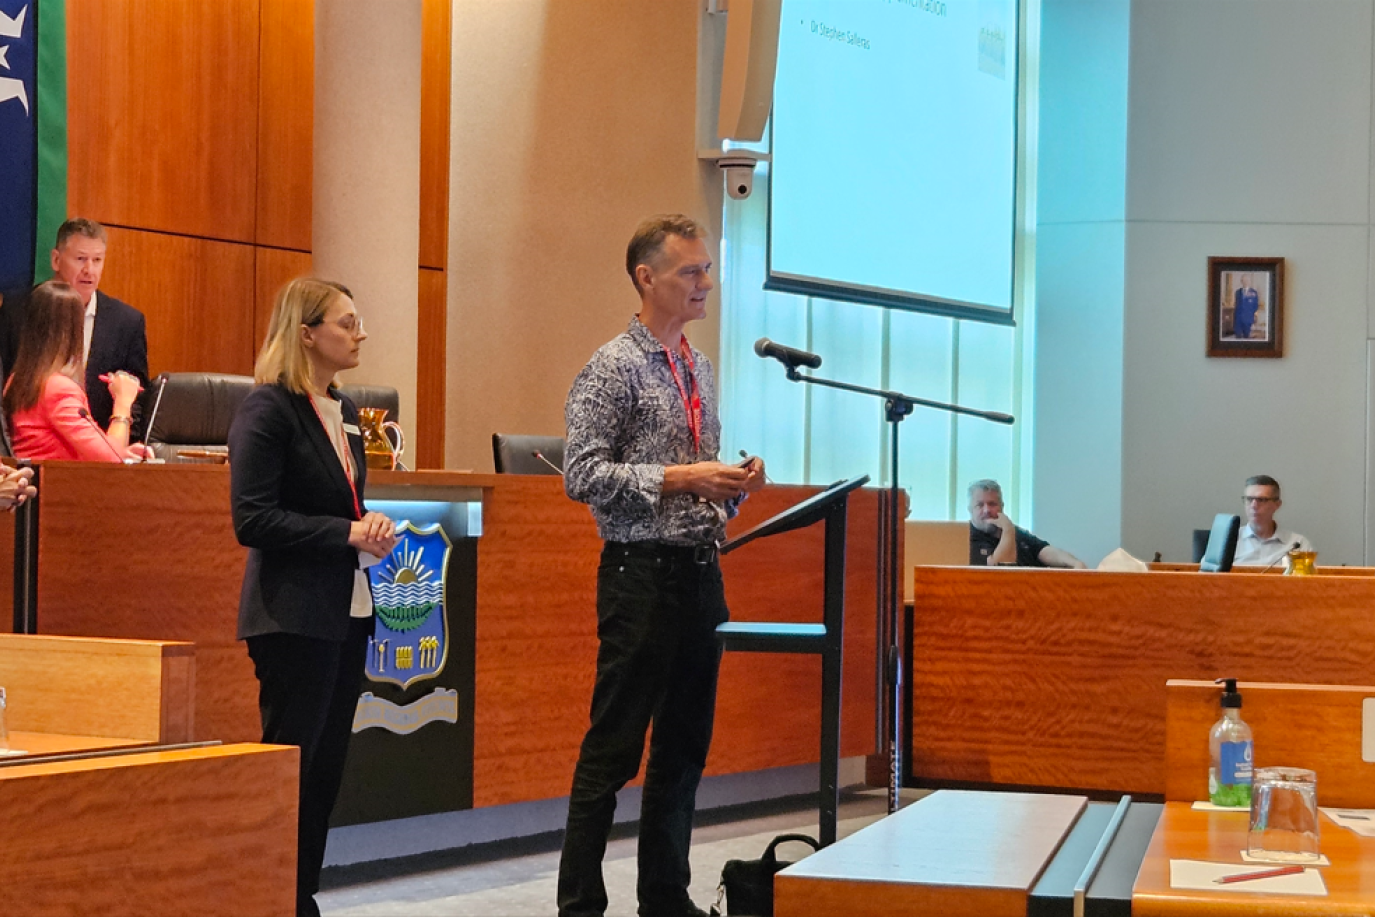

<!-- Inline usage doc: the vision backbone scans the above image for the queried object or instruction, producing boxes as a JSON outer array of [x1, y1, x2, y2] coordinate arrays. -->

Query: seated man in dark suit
[[0, 218, 150, 434], [968, 478, 1086, 568]]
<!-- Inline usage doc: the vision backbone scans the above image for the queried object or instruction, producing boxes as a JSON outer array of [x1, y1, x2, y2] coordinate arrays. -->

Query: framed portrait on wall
[[1207, 256, 1285, 358]]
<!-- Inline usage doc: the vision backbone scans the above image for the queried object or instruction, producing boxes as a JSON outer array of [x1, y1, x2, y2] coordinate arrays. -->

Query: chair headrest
[[336, 383, 400, 418], [492, 433, 566, 475], [148, 373, 255, 446]]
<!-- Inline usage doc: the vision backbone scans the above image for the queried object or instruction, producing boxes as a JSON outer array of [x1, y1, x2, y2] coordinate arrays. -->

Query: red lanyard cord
[[662, 339, 702, 454], [308, 394, 363, 521]]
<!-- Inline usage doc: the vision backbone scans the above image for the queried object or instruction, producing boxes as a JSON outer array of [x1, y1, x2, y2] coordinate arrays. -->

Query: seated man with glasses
[[1233, 474, 1313, 566]]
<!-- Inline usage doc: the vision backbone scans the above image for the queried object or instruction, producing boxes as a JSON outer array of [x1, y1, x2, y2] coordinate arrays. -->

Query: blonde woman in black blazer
[[228, 278, 396, 917]]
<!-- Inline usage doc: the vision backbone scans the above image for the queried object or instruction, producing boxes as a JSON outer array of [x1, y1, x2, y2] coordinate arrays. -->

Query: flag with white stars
[[0, 0, 62, 296]]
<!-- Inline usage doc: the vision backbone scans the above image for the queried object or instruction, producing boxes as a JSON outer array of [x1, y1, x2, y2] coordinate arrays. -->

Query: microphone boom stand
[[781, 362, 1014, 814]]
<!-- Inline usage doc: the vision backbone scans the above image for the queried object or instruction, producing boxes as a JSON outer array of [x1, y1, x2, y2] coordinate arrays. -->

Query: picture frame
[[1207, 256, 1285, 358]]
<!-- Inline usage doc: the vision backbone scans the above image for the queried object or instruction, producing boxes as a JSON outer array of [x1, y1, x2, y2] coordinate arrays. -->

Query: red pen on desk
[[1214, 865, 1306, 884]]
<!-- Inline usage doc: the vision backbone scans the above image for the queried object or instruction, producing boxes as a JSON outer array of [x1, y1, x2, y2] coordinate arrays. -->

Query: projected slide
[[769, 0, 1018, 321]]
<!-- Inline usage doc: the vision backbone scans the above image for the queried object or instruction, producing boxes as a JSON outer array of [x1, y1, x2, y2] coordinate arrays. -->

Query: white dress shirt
[[82, 291, 98, 366], [311, 393, 374, 618], [1233, 523, 1314, 567]]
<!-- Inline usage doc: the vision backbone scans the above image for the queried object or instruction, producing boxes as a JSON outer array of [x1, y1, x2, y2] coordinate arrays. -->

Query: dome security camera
[[718, 153, 761, 200]]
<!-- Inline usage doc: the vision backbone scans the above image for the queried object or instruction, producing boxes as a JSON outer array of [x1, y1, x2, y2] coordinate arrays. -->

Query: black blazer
[[0, 288, 150, 432], [84, 294, 150, 432], [228, 383, 369, 642]]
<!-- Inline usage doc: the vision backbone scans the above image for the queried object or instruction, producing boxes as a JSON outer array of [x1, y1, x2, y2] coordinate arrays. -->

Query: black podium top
[[721, 474, 870, 555]]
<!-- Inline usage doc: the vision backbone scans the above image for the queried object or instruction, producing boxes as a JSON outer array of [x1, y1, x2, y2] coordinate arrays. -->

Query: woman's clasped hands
[[348, 510, 397, 559]]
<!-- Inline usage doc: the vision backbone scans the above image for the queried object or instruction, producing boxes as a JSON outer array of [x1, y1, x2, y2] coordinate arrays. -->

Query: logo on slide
[[0, 5, 29, 115]]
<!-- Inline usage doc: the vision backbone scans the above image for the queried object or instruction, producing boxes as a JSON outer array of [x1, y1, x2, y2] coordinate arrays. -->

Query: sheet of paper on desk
[[0, 748, 26, 756], [1320, 807, 1375, 837], [1170, 860, 1327, 896]]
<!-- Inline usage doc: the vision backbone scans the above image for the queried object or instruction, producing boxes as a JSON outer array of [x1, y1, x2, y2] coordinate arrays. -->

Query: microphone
[[754, 338, 822, 370], [532, 450, 564, 475], [139, 374, 169, 462], [1259, 540, 1303, 575], [77, 408, 128, 462]]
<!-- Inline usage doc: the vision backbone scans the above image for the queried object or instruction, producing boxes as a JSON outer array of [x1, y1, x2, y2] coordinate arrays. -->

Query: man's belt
[[607, 541, 720, 566]]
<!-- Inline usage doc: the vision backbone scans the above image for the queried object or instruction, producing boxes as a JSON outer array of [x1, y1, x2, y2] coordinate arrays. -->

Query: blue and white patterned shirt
[[565, 317, 738, 545]]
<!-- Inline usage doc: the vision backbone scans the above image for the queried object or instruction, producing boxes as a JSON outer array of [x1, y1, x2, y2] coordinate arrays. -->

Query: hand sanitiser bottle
[[1209, 677, 1253, 807]]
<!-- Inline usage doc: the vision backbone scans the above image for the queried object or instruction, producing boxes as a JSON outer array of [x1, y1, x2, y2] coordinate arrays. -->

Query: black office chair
[[1191, 528, 1211, 563], [1198, 514, 1241, 572], [146, 372, 255, 462], [492, 433, 565, 475], [337, 383, 400, 418]]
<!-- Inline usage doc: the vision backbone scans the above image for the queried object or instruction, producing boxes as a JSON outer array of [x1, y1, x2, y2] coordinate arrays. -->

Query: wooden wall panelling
[[33, 464, 250, 742], [420, 0, 452, 270], [471, 479, 881, 807], [0, 513, 13, 623], [256, 0, 314, 251], [29, 466, 878, 805], [0, 634, 194, 742], [254, 246, 313, 356], [0, 744, 297, 917], [469, 476, 603, 806], [66, 0, 260, 242], [194, 645, 261, 744], [1165, 679, 1375, 808], [910, 567, 1375, 796], [417, 267, 447, 467], [100, 228, 257, 376]]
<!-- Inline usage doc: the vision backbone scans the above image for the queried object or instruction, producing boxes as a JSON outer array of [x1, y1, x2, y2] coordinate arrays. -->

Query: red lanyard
[[308, 394, 363, 521], [662, 338, 702, 453]]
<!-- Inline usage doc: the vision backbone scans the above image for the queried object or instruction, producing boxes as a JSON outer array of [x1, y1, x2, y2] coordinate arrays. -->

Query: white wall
[[445, 1, 720, 471], [1120, 0, 1373, 565]]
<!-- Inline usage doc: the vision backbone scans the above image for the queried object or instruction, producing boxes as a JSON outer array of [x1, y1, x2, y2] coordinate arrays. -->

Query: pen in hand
[[1213, 864, 1306, 884], [738, 449, 771, 483]]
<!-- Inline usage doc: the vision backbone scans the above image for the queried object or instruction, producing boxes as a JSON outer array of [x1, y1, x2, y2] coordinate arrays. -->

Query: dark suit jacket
[[85, 293, 150, 431], [0, 288, 151, 433], [229, 383, 369, 642]]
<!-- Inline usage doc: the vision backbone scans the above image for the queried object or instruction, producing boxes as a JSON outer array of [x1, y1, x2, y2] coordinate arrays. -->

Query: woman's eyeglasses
[[307, 315, 365, 336]]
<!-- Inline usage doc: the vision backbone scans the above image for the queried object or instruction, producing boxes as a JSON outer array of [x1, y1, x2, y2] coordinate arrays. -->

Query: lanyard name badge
[[308, 394, 363, 521], [663, 339, 701, 456]]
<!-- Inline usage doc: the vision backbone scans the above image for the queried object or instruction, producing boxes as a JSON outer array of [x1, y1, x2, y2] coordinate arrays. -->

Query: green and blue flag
[[0, 0, 65, 294]]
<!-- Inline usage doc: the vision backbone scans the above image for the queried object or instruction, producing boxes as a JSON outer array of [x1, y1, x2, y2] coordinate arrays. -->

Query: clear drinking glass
[[0, 686, 9, 751], [1286, 551, 1317, 576], [1248, 766, 1320, 863]]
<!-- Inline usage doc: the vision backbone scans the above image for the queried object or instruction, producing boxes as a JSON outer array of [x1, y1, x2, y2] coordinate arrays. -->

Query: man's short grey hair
[[55, 217, 107, 249], [1244, 474, 1280, 497], [625, 214, 708, 294], [967, 479, 1003, 501]]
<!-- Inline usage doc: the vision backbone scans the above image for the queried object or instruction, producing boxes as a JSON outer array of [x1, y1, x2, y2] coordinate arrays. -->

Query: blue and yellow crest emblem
[[366, 521, 451, 690]]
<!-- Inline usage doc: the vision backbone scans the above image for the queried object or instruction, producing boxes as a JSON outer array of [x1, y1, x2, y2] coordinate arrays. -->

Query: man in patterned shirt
[[556, 214, 766, 917]]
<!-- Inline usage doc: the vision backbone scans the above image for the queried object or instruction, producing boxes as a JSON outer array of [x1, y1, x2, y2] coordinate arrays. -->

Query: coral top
[[10, 373, 125, 462]]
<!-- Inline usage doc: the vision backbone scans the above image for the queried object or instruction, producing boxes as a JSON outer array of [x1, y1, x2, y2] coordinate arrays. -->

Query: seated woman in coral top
[[4, 280, 150, 462]]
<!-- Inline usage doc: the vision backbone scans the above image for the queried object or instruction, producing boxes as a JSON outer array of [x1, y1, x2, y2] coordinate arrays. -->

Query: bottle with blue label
[[1208, 677, 1253, 807]]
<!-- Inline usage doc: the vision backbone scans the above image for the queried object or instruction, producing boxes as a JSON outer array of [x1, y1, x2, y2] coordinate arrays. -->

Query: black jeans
[[557, 542, 730, 917], [247, 616, 371, 917]]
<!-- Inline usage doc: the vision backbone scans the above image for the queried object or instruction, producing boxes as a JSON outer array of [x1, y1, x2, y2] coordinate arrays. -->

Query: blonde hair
[[254, 278, 352, 394]]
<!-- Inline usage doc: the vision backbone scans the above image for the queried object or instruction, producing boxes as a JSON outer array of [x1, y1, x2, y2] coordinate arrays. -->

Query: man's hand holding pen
[[663, 455, 767, 502]]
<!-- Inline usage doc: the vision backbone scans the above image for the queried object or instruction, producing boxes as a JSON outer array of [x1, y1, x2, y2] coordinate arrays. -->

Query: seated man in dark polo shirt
[[968, 478, 1086, 568]]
